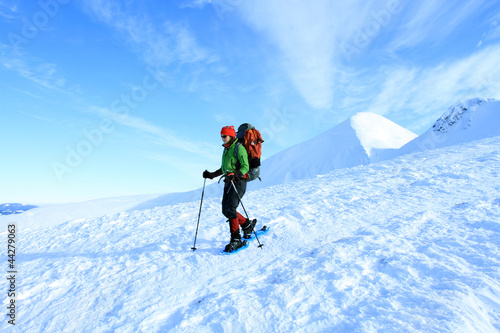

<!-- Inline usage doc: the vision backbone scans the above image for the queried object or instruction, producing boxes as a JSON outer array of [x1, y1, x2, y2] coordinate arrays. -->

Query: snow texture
[[2, 135, 500, 332]]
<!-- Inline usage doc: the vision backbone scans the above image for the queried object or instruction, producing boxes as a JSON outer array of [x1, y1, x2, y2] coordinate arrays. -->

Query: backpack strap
[[234, 142, 241, 160], [234, 141, 241, 169]]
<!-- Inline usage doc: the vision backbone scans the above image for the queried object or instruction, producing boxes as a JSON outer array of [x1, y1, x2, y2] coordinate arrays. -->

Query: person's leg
[[222, 181, 242, 240]]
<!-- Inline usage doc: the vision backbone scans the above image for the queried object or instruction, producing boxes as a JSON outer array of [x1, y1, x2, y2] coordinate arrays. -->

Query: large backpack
[[235, 123, 264, 181]]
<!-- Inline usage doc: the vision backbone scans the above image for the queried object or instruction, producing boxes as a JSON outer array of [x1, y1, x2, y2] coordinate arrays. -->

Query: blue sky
[[1, 0, 499, 204]]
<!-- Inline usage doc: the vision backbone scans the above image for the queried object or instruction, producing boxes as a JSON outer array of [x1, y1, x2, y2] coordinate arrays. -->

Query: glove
[[226, 171, 244, 181], [203, 170, 214, 179], [203, 169, 223, 179]]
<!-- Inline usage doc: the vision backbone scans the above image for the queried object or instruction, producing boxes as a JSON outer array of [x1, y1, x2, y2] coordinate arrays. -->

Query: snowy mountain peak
[[432, 97, 492, 134], [398, 97, 500, 154], [258, 112, 416, 188], [349, 112, 417, 156]]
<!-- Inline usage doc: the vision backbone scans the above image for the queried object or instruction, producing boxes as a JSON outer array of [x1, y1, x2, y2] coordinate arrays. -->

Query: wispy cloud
[[238, 0, 333, 109], [180, 0, 212, 9], [17, 110, 52, 122], [82, 0, 218, 68], [236, 0, 498, 114], [0, 0, 19, 19], [388, 0, 490, 51], [0, 45, 67, 90], [348, 43, 500, 132], [237, 0, 401, 110], [89, 106, 220, 161], [478, 12, 500, 47]]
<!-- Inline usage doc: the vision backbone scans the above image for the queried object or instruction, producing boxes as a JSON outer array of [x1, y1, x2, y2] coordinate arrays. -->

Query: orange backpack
[[235, 124, 264, 181]]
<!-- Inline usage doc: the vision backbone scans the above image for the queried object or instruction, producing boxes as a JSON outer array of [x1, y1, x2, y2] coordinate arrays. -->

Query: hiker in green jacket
[[203, 126, 256, 252]]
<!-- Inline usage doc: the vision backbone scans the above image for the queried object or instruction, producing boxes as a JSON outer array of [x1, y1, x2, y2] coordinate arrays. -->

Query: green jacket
[[221, 139, 249, 176]]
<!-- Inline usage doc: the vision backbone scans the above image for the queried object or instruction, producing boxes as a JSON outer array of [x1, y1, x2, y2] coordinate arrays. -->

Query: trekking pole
[[191, 178, 206, 251], [230, 180, 264, 249]]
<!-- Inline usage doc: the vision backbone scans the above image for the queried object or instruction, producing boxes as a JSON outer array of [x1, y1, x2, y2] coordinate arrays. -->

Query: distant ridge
[[0, 203, 38, 216], [397, 97, 500, 155]]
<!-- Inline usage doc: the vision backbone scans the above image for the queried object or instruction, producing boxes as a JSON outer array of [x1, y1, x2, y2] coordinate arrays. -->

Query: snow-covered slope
[[397, 97, 500, 155], [5, 135, 500, 332], [0, 194, 160, 230], [258, 112, 416, 188]]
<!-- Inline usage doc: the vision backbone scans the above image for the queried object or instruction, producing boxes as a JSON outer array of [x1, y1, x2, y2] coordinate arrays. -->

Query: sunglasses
[[221, 135, 228, 138]]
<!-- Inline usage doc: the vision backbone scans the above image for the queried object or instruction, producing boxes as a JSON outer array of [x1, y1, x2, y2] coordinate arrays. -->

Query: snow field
[[2, 136, 500, 332]]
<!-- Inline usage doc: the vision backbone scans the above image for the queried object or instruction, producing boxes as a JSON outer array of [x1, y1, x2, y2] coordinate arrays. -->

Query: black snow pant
[[222, 179, 247, 237], [222, 179, 246, 219]]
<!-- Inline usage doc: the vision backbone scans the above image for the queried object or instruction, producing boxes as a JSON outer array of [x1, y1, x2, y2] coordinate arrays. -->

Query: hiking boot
[[242, 219, 257, 239], [224, 239, 247, 253]]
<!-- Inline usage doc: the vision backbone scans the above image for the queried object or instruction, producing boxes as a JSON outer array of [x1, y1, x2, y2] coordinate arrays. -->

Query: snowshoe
[[224, 239, 247, 253], [242, 219, 257, 239], [244, 225, 270, 241]]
